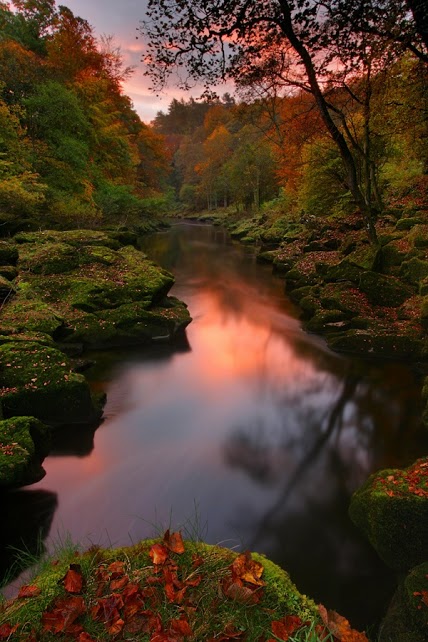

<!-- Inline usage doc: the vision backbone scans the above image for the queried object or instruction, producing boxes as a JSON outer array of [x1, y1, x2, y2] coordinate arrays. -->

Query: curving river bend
[[3, 222, 427, 630]]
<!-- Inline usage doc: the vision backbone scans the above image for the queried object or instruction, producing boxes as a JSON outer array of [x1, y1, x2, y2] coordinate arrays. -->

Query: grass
[[0, 533, 368, 641]]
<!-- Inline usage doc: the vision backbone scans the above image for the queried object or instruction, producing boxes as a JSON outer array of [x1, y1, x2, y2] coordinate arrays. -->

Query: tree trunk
[[278, 0, 379, 245]]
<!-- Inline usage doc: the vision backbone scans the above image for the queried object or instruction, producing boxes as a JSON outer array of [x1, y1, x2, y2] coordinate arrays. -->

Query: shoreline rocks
[[0, 229, 192, 489]]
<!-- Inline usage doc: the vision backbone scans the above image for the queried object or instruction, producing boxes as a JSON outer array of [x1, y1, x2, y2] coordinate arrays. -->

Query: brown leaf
[[63, 565, 84, 594], [42, 596, 85, 633], [78, 634, 97, 642], [107, 560, 126, 577], [164, 529, 185, 554], [110, 575, 129, 591], [150, 543, 169, 565], [318, 606, 368, 641], [0, 623, 19, 639], [18, 584, 41, 598], [169, 615, 193, 635], [271, 615, 304, 640], [224, 581, 261, 605], [232, 552, 265, 586], [107, 617, 125, 635]]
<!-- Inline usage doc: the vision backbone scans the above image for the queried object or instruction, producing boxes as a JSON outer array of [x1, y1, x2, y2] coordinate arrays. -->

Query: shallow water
[[2, 222, 427, 629]]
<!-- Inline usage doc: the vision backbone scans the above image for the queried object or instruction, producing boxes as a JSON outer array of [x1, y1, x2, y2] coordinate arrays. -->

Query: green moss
[[0, 416, 51, 488], [0, 298, 65, 336], [380, 563, 428, 642], [0, 240, 18, 265], [306, 309, 349, 332], [400, 258, 428, 286], [327, 329, 423, 359], [0, 341, 101, 424], [322, 259, 364, 283], [17, 242, 80, 274], [395, 217, 424, 231], [0, 274, 15, 302], [349, 459, 428, 571], [0, 540, 321, 642], [0, 265, 18, 280], [358, 271, 414, 307], [14, 230, 121, 250]]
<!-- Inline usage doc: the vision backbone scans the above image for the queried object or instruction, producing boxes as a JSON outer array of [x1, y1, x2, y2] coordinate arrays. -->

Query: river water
[[2, 222, 427, 630]]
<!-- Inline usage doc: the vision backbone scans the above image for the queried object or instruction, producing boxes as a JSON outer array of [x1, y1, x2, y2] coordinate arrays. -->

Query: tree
[[140, 0, 426, 242]]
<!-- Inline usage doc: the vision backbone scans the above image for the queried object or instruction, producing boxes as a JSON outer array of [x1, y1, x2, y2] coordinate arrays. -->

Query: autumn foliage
[[0, 532, 369, 641]]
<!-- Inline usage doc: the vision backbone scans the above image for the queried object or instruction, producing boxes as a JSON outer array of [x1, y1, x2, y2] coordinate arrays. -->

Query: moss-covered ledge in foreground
[[0, 535, 368, 641]]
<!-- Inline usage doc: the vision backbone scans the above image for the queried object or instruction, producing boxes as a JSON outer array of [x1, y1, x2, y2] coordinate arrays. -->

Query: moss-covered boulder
[[322, 259, 365, 284], [0, 265, 18, 280], [400, 258, 428, 286], [319, 282, 372, 317], [349, 459, 428, 571], [0, 240, 18, 265], [0, 275, 15, 302], [379, 563, 428, 642], [395, 217, 424, 231], [0, 341, 102, 424], [327, 329, 423, 359], [305, 309, 350, 333], [0, 416, 51, 488], [0, 537, 368, 642], [358, 271, 414, 307], [0, 299, 65, 336]]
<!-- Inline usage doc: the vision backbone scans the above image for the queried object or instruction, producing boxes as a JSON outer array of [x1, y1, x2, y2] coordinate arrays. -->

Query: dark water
[[2, 222, 427, 630]]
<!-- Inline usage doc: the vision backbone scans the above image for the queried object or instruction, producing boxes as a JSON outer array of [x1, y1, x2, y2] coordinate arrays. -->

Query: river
[[2, 222, 427, 630]]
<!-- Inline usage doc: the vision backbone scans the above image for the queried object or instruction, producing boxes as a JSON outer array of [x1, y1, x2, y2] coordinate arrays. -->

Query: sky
[[62, 0, 225, 124]]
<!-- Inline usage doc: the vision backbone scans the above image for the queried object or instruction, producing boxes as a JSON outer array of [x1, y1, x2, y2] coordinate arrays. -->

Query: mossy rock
[[305, 309, 350, 333], [379, 563, 428, 642], [0, 539, 334, 642], [358, 271, 414, 307], [0, 416, 51, 488], [319, 282, 372, 317], [256, 250, 277, 263], [0, 298, 65, 336], [420, 278, 428, 296], [0, 240, 18, 265], [14, 230, 121, 250], [322, 260, 364, 284], [327, 329, 423, 359], [400, 258, 428, 286], [17, 242, 81, 274], [410, 224, 428, 248], [349, 458, 428, 571], [395, 217, 424, 231], [64, 298, 191, 348], [0, 274, 15, 302], [0, 265, 18, 280], [345, 244, 382, 271], [0, 332, 55, 347], [0, 341, 102, 424]]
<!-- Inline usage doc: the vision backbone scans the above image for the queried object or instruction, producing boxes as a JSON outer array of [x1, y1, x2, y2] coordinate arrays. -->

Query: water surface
[[3, 223, 427, 629]]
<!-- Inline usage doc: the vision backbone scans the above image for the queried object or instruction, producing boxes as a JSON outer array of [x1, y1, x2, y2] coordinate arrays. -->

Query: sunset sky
[[62, 0, 222, 124]]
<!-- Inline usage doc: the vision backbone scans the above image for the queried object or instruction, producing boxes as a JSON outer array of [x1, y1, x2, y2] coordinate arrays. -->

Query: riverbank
[[0, 228, 191, 490]]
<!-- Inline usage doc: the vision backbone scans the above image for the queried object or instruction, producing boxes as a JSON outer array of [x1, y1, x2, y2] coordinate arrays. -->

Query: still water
[[3, 222, 427, 629]]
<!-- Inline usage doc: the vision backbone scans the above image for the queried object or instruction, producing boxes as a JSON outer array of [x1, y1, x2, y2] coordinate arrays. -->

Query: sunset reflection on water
[[4, 223, 427, 628]]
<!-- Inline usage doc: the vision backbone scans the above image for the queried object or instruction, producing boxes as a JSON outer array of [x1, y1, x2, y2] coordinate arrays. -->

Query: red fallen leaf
[[108, 560, 125, 577], [169, 615, 193, 635], [91, 594, 124, 623], [150, 543, 169, 565], [107, 617, 125, 635], [63, 565, 84, 594], [271, 615, 304, 640], [150, 634, 179, 642], [223, 580, 261, 605], [18, 584, 41, 598], [231, 552, 265, 586], [110, 575, 129, 591], [42, 596, 85, 633], [163, 529, 185, 554], [0, 623, 19, 639], [184, 574, 202, 588], [192, 554, 204, 568], [78, 634, 97, 642], [318, 605, 368, 641]]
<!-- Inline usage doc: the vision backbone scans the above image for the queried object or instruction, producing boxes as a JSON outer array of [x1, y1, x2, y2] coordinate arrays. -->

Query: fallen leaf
[[271, 615, 304, 640], [0, 623, 19, 639], [107, 617, 125, 635], [232, 552, 265, 587], [164, 529, 185, 554], [150, 543, 169, 565], [42, 596, 85, 633], [18, 584, 41, 598], [224, 580, 261, 605], [108, 560, 126, 577], [78, 633, 97, 642], [62, 564, 84, 594], [169, 615, 193, 635]]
